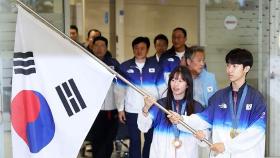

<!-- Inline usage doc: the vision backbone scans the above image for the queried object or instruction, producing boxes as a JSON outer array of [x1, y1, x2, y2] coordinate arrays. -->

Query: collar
[[173, 98, 187, 105], [169, 45, 189, 52], [128, 57, 148, 68], [193, 69, 206, 79], [230, 82, 247, 94], [101, 51, 112, 62], [156, 54, 160, 62]]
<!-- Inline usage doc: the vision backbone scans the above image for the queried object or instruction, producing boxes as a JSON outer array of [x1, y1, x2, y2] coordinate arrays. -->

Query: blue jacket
[[156, 56, 181, 97], [137, 97, 205, 158], [148, 54, 160, 64], [178, 84, 267, 158], [116, 57, 160, 113], [178, 85, 267, 158], [159, 45, 190, 63], [97, 51, 120, 110], [102, 51, 120, 74], [193, 69, 218, 108]]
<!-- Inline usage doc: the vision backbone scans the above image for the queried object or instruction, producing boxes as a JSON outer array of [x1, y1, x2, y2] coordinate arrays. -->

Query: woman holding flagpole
[[137, 66, 208, 158]]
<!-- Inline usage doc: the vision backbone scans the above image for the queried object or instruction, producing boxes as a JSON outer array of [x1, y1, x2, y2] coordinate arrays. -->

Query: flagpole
[[16, 0, 212, 147]]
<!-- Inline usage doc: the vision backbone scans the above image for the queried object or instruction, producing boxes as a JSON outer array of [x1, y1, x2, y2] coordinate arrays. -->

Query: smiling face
[[170, 73, 188, 99]]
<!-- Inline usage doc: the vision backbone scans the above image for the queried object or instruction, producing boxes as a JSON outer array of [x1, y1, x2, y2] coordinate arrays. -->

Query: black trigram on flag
[[13, 51, 36, 75], [56, 78, 87, 117]]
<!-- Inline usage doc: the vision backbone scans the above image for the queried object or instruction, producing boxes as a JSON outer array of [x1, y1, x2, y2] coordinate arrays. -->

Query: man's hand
[[210, 142, 225, 154], [167, 110, 183, 124], [118, 111, 126, 124]]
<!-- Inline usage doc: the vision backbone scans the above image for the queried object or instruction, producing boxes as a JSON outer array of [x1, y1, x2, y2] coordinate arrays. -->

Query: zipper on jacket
[[136, 66, 143, 86], [140, 72, 143, 85]]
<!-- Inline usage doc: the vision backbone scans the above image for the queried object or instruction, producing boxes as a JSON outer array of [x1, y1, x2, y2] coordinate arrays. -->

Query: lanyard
[[228, 85, 248, 129], [172, 100, 187, 138]]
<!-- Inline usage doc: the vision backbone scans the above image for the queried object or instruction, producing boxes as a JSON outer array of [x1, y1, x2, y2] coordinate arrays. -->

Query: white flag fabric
[[11, 6, 114, 158]]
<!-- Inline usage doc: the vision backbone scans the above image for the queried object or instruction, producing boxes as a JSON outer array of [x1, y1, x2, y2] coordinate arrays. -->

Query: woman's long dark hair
[[166, 66, 194, 116]]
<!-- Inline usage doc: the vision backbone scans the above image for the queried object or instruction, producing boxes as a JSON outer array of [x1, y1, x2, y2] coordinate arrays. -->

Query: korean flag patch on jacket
[[149, 68, 155, 73]]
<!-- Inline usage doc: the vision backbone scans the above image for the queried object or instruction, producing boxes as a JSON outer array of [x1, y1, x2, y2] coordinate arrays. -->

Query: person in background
[[159, 27, 190, 62], [116, 37, 160, 158], [149, 34, 169, 63], [69, 25, 79, 43], [84, 29, 101, 53], [86, 36, 120, 158], [156, 27, 190, 98], [181, 46, 218, 108]]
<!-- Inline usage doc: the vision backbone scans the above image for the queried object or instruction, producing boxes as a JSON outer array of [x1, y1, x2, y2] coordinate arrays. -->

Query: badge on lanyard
[[171, 100, 187, 148], [173, 138, 182, 148], [230, 128, 239, 138]]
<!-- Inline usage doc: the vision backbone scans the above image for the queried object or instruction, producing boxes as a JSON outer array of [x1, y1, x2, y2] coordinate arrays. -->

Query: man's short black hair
[[153, 34, 168, 45], [173, 27, 187, 37], [225, 48, 253, 68], [70, 25, 78, 33], [184, 46, 205, 59], [132, 36, 150, 49], [87, 29, 102, 38], [93, 36, 108, 47]]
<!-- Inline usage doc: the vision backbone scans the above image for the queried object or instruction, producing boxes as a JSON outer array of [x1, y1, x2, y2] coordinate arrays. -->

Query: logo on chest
[[246, 104, 252, 110], [127, 69, 134, 73], [149, 68, 155, 73], [218, 103, 227, 109], [167, 58, 174, 62], [207, 86, 213, 93]]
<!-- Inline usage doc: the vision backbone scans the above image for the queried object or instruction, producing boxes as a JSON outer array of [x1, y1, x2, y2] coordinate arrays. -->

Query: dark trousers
[[126, 112, 153, 158], [143, 127, 153, 158], [86, 110, 118, 158]]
